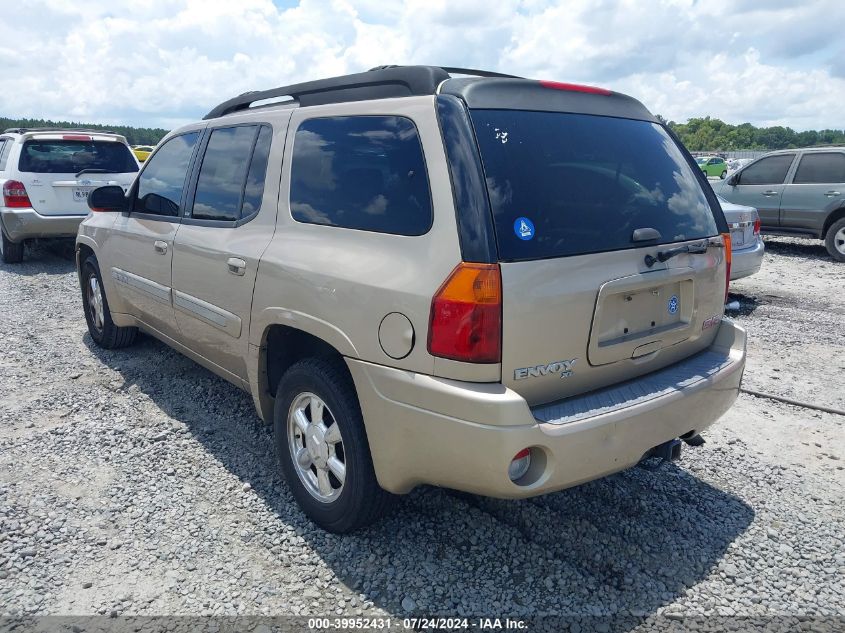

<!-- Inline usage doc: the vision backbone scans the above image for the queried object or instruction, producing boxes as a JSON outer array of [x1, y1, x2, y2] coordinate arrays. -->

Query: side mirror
[[88, 185, 128, 213], [727, 173, 739, 186]]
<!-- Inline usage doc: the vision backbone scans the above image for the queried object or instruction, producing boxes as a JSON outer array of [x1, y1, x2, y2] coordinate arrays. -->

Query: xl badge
[[514, 358, 578, 380]]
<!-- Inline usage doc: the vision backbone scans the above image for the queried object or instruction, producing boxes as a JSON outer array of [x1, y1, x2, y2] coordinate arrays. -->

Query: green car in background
[[697, 156, 728, 179]]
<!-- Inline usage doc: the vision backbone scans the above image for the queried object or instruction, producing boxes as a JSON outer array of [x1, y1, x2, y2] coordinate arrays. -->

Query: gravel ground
[[1, 237, 843, 630]]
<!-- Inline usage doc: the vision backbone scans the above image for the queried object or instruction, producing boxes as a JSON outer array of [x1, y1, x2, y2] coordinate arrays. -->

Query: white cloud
[[1, 0, 842, 131]]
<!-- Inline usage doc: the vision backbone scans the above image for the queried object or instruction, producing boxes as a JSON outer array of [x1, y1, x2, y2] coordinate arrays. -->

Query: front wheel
[[720, 170, 727, 179], [1, 231, 24, 264], [80, 255, 138, 348], [824, 217, 845, 262], [274, 357, 393, 533]]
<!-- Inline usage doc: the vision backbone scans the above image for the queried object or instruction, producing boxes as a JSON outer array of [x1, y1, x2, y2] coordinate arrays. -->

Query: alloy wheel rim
[[87, 275, 105, 332], [287, 392, 346, 503], [835, 227, 845, 255]]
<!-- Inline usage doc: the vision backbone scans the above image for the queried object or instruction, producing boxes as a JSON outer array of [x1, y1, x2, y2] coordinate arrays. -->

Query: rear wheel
[[80, 254, 138, 348], [274, 357, 393, 533], [1, 231, 24, 264], [720, 170, 727, 179], [824, 217, 845, 262]]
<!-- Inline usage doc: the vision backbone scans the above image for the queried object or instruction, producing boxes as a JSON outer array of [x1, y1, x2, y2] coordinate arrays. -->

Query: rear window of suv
[[470, 110, 718, 261], [18, 139, 138, 174]]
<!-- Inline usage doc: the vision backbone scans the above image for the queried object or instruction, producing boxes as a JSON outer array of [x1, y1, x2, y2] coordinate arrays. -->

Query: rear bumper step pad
[[532, 350, 735, 425]]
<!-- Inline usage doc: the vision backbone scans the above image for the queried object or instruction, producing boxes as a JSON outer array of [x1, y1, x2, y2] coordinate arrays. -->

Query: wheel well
[[263, 325, 344, 400], [75, 244, 95, 280], [823, 207, 845, 237]]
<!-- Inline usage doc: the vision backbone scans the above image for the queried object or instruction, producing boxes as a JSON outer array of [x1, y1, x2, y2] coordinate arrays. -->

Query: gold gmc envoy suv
[[76, 66, 746, 532]]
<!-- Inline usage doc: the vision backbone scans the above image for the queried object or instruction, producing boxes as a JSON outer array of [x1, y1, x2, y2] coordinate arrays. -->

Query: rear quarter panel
[[250, 96, 474, 378]]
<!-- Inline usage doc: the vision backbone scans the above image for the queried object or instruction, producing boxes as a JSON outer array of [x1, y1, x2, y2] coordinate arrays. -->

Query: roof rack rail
[[3, 127, 117, 135], [369, 65, 522, 79], [440, 66, 522, 79], [203, 64, 524, 120]]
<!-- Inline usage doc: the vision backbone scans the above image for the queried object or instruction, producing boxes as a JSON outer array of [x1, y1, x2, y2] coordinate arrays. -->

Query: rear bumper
[[348, 318, 746, 497], [0, 207, 86, 242], [730, 237, 765, 280]]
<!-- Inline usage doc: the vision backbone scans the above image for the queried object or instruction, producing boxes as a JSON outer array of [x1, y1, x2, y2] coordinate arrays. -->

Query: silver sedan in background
[[718, 195, 765, 280]]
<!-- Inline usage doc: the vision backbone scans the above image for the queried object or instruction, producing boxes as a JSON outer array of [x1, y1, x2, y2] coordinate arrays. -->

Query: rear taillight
[[753, 218, 761, 235], [428, 262, 502, 364], [3, 180, 31, 208], [539, 80, 612, 95], [721, 232, 732, 301]]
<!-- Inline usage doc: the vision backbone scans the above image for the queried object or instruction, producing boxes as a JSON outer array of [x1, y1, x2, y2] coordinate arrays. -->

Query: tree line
[[4, 113, 844, 153], [660, 115, 845, 152], [1, 116, 168, 146]]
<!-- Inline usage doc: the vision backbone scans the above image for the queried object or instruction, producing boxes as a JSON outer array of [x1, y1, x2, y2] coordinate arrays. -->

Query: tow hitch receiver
[[638, 438, 683, 471]]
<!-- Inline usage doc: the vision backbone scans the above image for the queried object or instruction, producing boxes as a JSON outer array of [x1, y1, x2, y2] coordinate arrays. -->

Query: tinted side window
[[135, 132, 200, 217], [290, 116, 432, 236], [241, 125, 273, 217], [739, 155, 794, 185], [793, 153, 845, 184], [192, 126, 257, 222]]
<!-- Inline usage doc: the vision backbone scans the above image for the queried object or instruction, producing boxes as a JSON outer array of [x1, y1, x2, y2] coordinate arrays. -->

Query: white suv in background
[[0, 128, 139, 263]]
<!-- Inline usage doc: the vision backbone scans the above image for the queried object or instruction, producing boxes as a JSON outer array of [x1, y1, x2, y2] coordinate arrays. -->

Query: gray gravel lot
[[1, 237, 843, 630]]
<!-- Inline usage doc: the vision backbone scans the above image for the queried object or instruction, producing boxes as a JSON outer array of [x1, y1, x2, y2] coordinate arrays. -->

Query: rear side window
[[793, 153, 845, 184], [192, 127, 252, 221], [135, 132, 200, 217], [738, 155, 795, 185], [241, 126, 273, 217], [18, 139, 138, 174], [470, 110, 718, 261], [290, 116, 432, 236], [0, 140, 10, 171]]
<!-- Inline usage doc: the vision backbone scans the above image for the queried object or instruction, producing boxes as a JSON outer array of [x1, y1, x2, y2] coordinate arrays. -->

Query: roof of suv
[[765, 146, 845, 155], [1, 128, 129, 143], [203, 65, 657, 123]]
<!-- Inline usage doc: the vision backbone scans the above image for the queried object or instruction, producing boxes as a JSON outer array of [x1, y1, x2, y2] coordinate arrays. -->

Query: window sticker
[[514, 216, 535, 241]]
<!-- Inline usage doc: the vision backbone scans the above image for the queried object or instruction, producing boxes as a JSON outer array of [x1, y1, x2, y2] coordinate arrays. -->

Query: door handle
[[154, 240, 168, 255], [761, 190, 779, 197], [227, 257, 246, 276], [824, 190, 841, 197]]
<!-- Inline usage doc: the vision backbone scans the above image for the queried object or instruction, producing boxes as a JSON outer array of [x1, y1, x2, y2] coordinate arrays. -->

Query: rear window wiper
[[644, 239, 709, 268], [75, 168, 111, 178]]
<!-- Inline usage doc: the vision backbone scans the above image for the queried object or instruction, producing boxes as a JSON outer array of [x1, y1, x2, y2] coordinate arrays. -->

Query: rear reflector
[[3, 180, 31, 208], [539, 80, 612, 95], [753, 218, 761, 235], [508, 448, 532, 482], [721, 232, 732, 301], [428, 262, 502, 363]]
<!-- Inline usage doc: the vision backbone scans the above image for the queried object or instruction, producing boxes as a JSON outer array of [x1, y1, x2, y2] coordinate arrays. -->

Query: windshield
[[470, 109, 718, 261], [18, 140, 139, 174]]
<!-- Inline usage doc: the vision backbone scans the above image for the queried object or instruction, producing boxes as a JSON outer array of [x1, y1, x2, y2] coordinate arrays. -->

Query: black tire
[[824, 216, 845, 262], [720, 170, 727, 179], [80, 254, 137, 348], [1, 231, 24, 264], [274, 357, 393, 533]]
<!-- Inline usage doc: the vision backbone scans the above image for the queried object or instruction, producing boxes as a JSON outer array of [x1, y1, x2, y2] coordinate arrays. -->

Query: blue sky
[[1, 0, 843, 131]]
